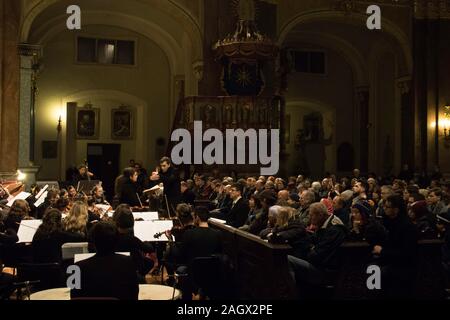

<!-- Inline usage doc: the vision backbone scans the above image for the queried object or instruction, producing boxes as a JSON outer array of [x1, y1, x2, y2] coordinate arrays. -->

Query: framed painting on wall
[[76, 107, 100, 139], [111, 107, 133, 139]]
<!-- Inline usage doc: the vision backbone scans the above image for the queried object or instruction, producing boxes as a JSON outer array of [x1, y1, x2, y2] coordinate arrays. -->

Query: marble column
[[17, 44, 41, 189], [0, 0, 20, 174]]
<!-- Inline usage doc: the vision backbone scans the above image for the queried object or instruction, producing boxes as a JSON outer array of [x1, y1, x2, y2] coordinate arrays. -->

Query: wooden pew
[[210, 219, 446, 299], [209, 220, 297, 299]]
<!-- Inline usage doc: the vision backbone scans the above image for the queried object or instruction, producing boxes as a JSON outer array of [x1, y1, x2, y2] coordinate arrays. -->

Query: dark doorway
[[87, 143, 121, 202]]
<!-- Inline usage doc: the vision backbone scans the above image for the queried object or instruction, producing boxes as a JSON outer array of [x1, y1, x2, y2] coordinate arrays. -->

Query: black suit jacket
[[152, 167, 181, 206], [70, 253, 139, 300], [226, 198, 249, 228], [119, 180, 141, 207]]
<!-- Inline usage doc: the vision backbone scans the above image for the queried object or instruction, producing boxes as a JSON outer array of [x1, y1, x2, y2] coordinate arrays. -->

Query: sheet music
[[34, 191, 48, 207], [17, 219, 42, 243], [35, 184, 49, 200], [6, 191, 31, 207], [132, 211, 159, 221], [134, 220, 174, 242], [74, 252, 130, 263]]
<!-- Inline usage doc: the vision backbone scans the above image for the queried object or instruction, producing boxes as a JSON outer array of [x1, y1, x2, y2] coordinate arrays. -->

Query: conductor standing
[[149, 157, 181, 209]]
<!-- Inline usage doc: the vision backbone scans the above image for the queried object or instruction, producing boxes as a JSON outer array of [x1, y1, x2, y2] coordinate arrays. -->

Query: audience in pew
[[373, 195, 418, 298], [1, 163, 450, 300], [287, 203, 347, 296]]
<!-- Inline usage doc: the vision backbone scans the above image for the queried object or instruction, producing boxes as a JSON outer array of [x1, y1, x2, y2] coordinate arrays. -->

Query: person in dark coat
[[408, 200, 436, 239], [119, 167, 141, 207], [70, 221, 139, 300], [246, 190, 277, 235], [112, 204, 155, 282], [287, 202, 347, 295], [180, 181, 196, 206], [349, 201, 387, 246], [150, 157, 181, 211], [373, 195, 418, 298], [226, 184, 249, 228]]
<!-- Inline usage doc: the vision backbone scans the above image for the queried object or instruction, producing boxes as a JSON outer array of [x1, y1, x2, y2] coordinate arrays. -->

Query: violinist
[[91, 185, 110, 206], [112, 204, 155, 283], [162, 203, 196, 285]]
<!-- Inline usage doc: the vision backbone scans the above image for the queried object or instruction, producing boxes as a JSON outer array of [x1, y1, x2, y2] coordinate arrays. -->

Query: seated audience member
[[245, 190, 277, 235], [4, 199, 32, 233], [297, 190, 315, 226], [352, 180, 368, 205], [287, 203, 347, 295], [260, 205, 282, 239], [239, 193, 262, 232], [63, 201, 88, 238], [264, 207, 310, 259], [32, 209, 85, 263], [180, 181, 196, 206], [332, 196, 350, 227], [427, 188, 447, 216], [226, 184, 249, 228], [70, 221, 139, 300], [119, 167, 141, 208], [277, 190, 290, 206], [408, 200, 436, 239], [403, 185, 419, 203], [112, 204, 154, 281], [287, 193, 300, 209], [373, 195, 418, 298], [349, 201, 387, 245]]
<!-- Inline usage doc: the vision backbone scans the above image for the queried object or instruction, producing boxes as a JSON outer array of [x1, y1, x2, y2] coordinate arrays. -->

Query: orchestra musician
[[72, 163, 94, 187], [118, 167, 142, 208], [161, 203, 196, 285]]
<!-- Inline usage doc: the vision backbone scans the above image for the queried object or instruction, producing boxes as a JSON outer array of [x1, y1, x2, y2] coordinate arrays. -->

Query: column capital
[[18, 43, 42, 58]]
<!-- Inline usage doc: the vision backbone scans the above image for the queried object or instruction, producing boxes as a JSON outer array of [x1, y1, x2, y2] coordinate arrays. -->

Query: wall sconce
[[431, 105, 450, 148]]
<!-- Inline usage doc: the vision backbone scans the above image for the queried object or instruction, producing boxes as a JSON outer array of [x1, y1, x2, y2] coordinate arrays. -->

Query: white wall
[[34, 25, 171, 179]]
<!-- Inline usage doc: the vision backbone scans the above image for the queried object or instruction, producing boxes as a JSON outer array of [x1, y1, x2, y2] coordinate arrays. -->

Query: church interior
[[0, 0, 450, 301]]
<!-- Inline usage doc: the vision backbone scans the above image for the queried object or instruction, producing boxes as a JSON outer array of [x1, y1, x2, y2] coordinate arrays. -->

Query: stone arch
[[20, 0, 203, 61], [282, 30, 368, 86], [278, 9, 412, 75]]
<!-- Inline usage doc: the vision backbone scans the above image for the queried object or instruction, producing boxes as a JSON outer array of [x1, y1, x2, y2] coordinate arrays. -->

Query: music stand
[[77, 180, 101, 194], [36, 181, 60, 190]]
